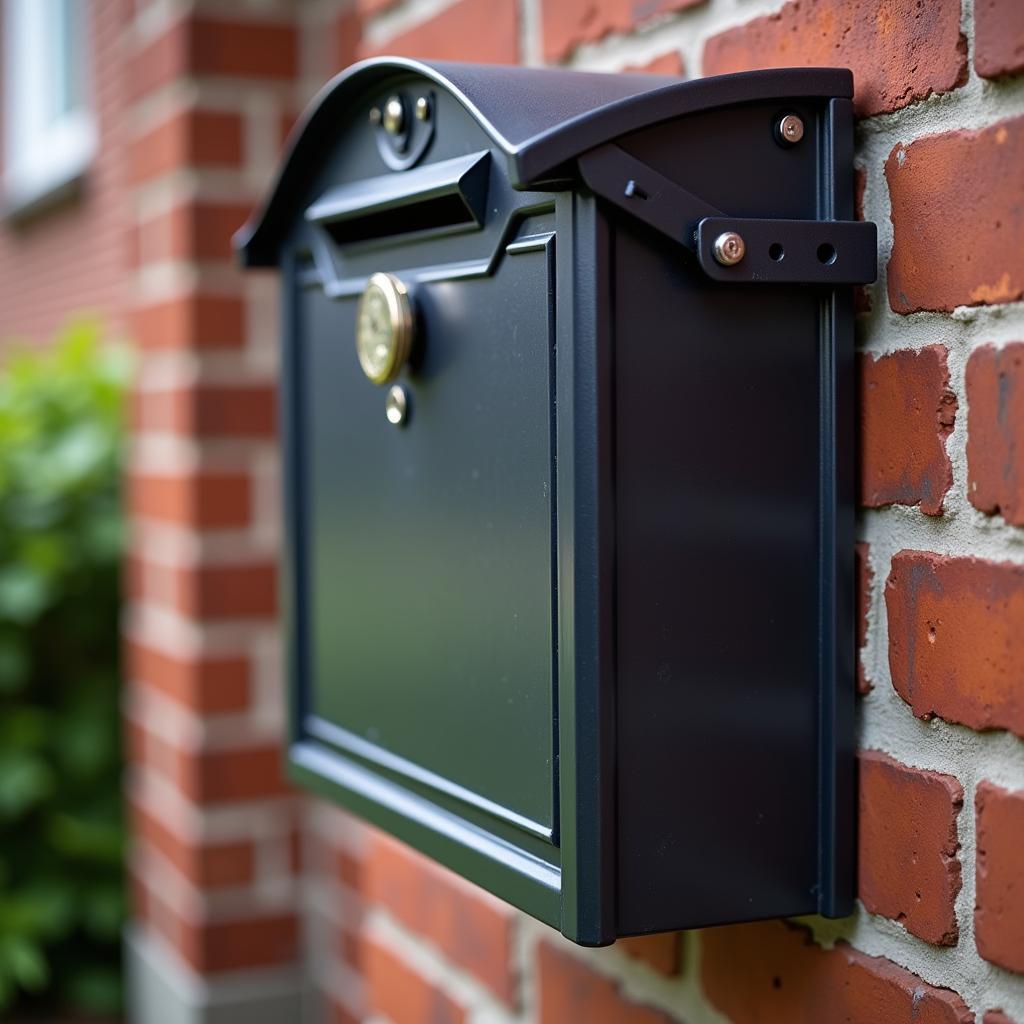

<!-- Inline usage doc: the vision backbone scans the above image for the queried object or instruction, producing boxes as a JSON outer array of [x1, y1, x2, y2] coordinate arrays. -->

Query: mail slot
[[236, 58, 876, 946]]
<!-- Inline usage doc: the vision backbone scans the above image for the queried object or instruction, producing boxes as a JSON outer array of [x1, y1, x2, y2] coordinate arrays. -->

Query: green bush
[[0, 324, 129, 1017]]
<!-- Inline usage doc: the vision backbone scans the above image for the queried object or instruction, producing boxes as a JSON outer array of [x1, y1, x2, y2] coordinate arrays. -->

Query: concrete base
[[125, 926, 313, 1024]]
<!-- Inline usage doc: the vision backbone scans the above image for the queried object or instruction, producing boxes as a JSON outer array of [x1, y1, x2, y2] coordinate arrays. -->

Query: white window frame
[[2, 0, 96, 214]]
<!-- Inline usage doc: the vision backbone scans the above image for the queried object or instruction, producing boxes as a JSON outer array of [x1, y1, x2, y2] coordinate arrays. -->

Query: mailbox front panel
[[299, 248, 558, 838]]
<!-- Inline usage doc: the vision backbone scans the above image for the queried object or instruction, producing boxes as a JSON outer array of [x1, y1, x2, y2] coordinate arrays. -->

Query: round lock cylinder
[[355, 272, 414, 385]]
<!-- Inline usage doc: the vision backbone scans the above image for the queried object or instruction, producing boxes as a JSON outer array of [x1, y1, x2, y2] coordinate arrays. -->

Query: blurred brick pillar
[[121, 3, 314, 1020]]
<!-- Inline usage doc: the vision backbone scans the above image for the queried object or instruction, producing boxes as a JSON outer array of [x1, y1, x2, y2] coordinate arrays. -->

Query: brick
[[174, 562, 277, 619], [135, 872, 299, 972], [856, 542, 873, 693], [128, 470, 251, 528], [131, 798, 255, 889], [975, 781, 1024, 973], [364, 833, 518, 1006], [619, 933, 681, 977], [543, 0, 704, 63], [128, 108, 243, 183], [975, 0, 1024, 79], [623, 52, 685, 76], [327, 998, 360, 1024], [702, 921, 973, 1024], [538, 945, 670, 1024], [169, 201, 253, 262], [131, 294, 246, 350], [364, 0, 519, 63], [177, 744, 290, 803], [887, 118, 1024, 313], [985, 1012, 1019, 1024], [859, 347, 957, 516], [858, 751, 962, 945], [967, 343, 1024, 526], [126, 640, 250, 713], [886, 551, 1024, 737], [703, 0, 966, 118], [363, 937, 466, 1024], [129, 14, 297, 97], [133, 383, 277, 439]]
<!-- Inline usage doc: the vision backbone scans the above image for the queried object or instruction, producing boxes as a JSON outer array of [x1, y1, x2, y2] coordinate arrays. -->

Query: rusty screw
[[712, 231, 746, 267]]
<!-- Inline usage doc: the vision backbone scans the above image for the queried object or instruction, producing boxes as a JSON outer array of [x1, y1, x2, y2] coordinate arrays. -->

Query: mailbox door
[[294, 238, 558, 845]]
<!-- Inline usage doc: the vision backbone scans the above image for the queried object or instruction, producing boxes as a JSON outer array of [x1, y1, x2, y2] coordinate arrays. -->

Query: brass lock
[[355, 272, 414, 385]]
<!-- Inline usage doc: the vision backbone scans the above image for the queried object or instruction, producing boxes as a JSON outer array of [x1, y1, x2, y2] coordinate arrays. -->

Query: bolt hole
[[817, 242, 837, 265], [768, 242, 785, 262]]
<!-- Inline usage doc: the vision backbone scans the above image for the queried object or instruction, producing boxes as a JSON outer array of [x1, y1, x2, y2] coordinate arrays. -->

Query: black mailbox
[[236, 58, 876, 946]]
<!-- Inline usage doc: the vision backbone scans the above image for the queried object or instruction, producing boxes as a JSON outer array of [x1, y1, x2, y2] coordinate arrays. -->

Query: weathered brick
[[856, 542, 873, 693], [363, 937, 466, 1024], [975, 781, 1024, 974], [975, 0, 1024, 79], [886, 551, 1024, 737], [858, 751, 962, 945], [702, 920, 973, 1024], [129, 470, 252, 528], [364, 833, 518, 1005], [887, 118, 1024, 313], [131, 294, 246, 350], [966, 343, 1024, 526], [128, 108, 244, 184], [543, 0, 704, 63], [538, 944, 671, 1024], [619, 933, 681, 976], [126, 640, 250, 713], [133, 383, 277, 439], [859, 347, 956, 516], [985, 1010, 1019, 1024], [702, 0, 966, 118], [364, 0, 519, 63]]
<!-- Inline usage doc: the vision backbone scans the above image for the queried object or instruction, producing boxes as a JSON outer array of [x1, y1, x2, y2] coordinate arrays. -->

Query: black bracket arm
[[577, 143, 877, 286]]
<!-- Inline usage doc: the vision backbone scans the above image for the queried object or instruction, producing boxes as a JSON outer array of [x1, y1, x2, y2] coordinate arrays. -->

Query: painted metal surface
[[236, 58, 871, 945]]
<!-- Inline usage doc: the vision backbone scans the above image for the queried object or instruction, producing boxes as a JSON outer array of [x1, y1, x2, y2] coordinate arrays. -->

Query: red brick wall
[[0, 0, 130, 344], [3, 0, 1023, 1021]]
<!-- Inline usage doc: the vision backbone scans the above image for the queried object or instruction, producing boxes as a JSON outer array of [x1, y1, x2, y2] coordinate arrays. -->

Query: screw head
[[414, 96, 430, 121], [368, 106, 382, 125], [712, 231, 746, 267], [778, 113, 804, 144], [382, 95, 405, 136], [385, 385, 409, 426]]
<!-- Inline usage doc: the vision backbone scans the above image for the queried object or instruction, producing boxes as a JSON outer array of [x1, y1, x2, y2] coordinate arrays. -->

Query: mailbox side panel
[[609, 97, 856, 934]]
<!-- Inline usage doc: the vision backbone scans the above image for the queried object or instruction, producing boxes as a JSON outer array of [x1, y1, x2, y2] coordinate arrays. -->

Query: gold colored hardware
[[415, 96, 430, 121], [368, 106, 382, 126], [385, 385, 409, 426], [382, 95, 405, 136], [712, 231, 746, 267], [356, 272, 414, 385]]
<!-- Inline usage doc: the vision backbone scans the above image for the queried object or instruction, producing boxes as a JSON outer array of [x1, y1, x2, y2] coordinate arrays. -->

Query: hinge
[[577, 143, 877, 286]]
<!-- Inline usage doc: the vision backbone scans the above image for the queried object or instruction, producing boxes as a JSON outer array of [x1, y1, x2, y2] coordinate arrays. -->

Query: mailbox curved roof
[[237, 57, 853, 267]]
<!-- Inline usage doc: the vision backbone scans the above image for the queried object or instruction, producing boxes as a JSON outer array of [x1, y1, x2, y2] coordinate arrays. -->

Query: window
[[3, 0, 94, 213]]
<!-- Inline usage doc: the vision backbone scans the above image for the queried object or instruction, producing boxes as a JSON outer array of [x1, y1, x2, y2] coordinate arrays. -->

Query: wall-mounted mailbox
[[236, 58, 876, 946]]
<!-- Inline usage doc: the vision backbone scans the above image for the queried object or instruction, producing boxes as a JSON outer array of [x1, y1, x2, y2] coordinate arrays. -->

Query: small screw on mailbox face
[[385, 385, 409, 427], [414, 96, 430, 121], [382, 95, 406, 136], [777, 113, 804, 145], [713, 231, 746, 267]]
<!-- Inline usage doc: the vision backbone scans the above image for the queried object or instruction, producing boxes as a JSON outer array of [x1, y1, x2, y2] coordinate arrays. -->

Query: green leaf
[[0, 564, 51, 623]]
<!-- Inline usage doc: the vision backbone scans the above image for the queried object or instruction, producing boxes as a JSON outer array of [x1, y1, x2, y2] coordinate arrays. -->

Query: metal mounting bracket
[[577, 143, 877, 286]]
